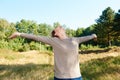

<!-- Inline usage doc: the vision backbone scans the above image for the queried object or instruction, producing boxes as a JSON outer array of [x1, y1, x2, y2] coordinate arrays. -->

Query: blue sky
[[0, 0, 120, 29]]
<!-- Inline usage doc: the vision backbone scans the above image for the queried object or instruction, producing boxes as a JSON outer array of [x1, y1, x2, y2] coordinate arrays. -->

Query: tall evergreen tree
[[114, 10, 120, 36], [95, 7, 115, 46], [113, 9, 120, 45]]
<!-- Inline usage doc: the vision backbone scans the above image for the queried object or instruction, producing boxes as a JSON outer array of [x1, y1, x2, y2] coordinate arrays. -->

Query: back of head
[[51, 30, 56, 37], [51, 26, 66, 38]]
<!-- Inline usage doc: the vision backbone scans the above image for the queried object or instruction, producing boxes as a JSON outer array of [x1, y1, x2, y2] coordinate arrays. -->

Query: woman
[[9, 26, 97, 80]]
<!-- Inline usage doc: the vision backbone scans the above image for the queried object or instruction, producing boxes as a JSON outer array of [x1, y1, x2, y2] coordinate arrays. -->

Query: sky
[[0, 0, 120, 30]]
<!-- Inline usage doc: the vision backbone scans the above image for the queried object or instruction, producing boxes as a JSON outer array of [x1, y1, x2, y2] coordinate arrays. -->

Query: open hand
[[92, 34, 97, 41], [9, 32, 21, 39]]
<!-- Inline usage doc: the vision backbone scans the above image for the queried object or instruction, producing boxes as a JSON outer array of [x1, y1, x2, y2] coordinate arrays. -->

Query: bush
[[80, 44, 99, 50]]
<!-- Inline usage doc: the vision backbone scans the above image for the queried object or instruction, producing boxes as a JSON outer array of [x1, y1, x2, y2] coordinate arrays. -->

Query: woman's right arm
[[75, 34, 97, 44], [9, 32, 54, 45]]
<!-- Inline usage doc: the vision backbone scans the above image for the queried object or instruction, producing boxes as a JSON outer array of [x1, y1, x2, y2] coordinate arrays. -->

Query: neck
[[59, 34, 68, 39]]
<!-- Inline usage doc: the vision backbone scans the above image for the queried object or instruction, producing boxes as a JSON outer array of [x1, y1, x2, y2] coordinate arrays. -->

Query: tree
[[66, 28, 76, 37], [75, 28, 84, 37], [53, 22, 61, 28], [95, 7, 115, 46], [114, 10, 120, 36], [38, 23, 53, 36], [113, 9, 120, 45], [83, 24, 96, 36], [15, 19, 38, 34], [0, 18, 10, 39], [15, 19, 53, 51], [0, 18, 16, 49]]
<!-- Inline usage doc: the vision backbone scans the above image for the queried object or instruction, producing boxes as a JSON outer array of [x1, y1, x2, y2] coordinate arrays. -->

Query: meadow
[[0, 47, 120, 80]]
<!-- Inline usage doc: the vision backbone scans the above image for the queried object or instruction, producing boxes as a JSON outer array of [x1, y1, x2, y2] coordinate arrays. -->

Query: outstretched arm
[[75, 34, 97, 44], [9, 32, 54, 45]]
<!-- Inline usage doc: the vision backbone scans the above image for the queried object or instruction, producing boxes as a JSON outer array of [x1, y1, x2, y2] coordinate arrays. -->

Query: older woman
[[9, 26, 97, 80]]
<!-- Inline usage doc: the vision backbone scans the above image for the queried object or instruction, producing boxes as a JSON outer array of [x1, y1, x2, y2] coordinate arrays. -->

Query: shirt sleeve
[[20, 33, 54, 45], [74, 35, 95, 44]]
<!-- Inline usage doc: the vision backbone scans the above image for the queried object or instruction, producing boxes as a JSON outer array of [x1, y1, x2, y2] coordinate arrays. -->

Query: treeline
[[0, 7, 120, 51]]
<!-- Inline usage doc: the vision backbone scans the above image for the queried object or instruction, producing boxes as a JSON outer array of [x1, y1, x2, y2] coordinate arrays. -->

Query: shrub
[[80, 44, 99, 50]]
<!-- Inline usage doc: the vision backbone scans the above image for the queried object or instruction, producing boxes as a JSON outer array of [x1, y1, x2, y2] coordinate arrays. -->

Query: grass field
[[0, 47, 120, 80]]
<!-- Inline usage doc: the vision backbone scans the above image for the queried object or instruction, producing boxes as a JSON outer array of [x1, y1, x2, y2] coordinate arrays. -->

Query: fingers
[[92, 34, 97, 39], [8, 32, 21, 39], [8, 34, 16, 39], [91, 34, 97, 41]]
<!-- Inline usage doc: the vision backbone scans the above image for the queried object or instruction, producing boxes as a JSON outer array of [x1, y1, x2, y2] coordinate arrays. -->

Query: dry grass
[[0, 47, 120, 80], [1, 47, 120, 65], [0, 49, 54, 65], [79, 47, 120, 63]]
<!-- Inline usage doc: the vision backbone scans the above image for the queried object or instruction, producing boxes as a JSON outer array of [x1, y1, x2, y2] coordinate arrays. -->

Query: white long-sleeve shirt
[[20, 33, 95, 78]]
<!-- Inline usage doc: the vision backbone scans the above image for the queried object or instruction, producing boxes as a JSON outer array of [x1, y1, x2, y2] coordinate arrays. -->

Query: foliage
[[0, 19, 54, 51], [66, 28, 76, 37], [0, 7, 120, 51], [75, 28, 84, 37], [83, 24, 96, 36], [80, 44, 99, 50], [113, 9, 120, 45], [95, 7, 115, 46]]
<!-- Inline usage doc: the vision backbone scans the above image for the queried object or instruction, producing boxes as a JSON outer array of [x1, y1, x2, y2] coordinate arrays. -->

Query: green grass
[[81, 56, 120, 80], [0, 64, 54, 80]]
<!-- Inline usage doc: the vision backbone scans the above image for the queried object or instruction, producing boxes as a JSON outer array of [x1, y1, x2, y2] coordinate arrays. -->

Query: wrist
[[17, 32, 22, 36]]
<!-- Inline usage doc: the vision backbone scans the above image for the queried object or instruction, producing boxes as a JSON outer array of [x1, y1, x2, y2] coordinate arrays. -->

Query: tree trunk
[[108, 33, 111, 46]]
